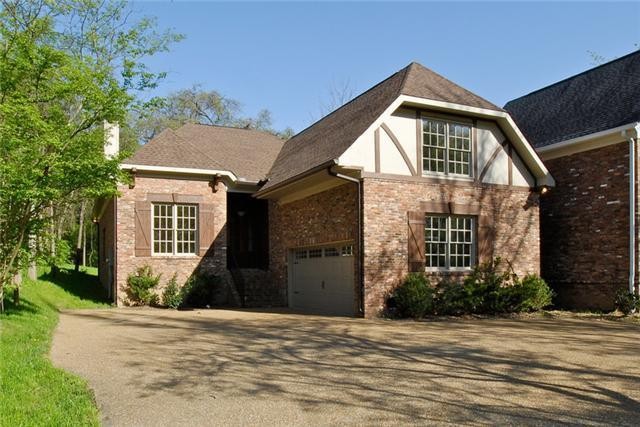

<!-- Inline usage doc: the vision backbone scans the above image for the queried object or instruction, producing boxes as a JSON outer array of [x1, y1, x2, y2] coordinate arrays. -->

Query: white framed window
[[152, 203, 198, 255], [425, 215, 475, 270], [422, 118, 472, 177]]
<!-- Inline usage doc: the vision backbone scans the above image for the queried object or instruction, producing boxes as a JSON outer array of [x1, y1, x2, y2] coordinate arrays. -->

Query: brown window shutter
[[477, 215, 494, 263], [134, 201, 151, 257], [407, 211, 426, 272], [198, 203, 215, 256]]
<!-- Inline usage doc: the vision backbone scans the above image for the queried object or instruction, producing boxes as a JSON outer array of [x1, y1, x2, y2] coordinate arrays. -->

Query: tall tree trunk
[[75, 201, 86, 272], [82, 222, 86, 267], [28, 235, 37, 281]]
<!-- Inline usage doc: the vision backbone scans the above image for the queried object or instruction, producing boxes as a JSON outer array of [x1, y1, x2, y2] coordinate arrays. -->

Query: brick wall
[[363, 177, 540, 317], [114, 175, 229, 305], [97, 198, 115, 300], [269, 183, 359, 310], [541, 141, 632, 310]]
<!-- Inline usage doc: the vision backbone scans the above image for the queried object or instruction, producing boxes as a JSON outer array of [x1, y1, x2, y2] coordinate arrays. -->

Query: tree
[[128, 85, 294, 146], [588, 43, 639, 65], [309, 78, 356, 123], [0, 0, 181, 311]]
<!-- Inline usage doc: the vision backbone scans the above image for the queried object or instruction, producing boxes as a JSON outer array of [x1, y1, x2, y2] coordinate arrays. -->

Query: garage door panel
[[290, 244, 355, 316]]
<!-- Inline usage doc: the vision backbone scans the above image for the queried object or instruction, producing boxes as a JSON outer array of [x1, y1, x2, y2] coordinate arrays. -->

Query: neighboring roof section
[[124, 123, 284, 182], [260, 62, 501, 192], [504, 50, 640, 148]]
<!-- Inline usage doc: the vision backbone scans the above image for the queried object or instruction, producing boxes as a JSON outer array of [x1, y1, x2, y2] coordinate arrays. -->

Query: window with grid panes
[[422, 118, 472, 176], [425, 215, 475, 269], [152, 203, 198, 255]]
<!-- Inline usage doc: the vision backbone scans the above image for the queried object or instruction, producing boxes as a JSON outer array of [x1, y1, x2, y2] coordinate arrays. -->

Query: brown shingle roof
[[125, 123, 284, 182], [260, 62, 501, 192]]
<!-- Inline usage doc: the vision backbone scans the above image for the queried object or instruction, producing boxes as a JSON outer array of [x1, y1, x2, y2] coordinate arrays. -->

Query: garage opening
[[289, 243, 356, 316]]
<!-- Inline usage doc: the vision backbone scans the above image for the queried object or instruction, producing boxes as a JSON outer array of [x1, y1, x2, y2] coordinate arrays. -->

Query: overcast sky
[[134, 1, 640, 132]]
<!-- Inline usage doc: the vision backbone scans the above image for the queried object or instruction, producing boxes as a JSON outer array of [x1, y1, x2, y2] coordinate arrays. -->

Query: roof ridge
[[397, 62, 415, 91], [506, 50, 640, 105], [184, 122, 279, 136], [284, 66, 406, 143]]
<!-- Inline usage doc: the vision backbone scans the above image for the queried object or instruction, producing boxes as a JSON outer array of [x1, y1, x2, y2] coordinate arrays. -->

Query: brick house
[[96, 62, 554, 317], [505, 51, 640, 310]]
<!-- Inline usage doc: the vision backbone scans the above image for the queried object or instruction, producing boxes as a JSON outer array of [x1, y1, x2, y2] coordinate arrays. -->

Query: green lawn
[[0, 266, 111, 427]]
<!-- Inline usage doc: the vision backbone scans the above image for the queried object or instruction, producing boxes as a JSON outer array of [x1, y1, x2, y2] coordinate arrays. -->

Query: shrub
[[126, 265, 160, 305], [393, 273, 435, 318], [614, 289, 639, 315], [388, 258, 554, 318], [162, 274, 183, 309], [434, 280, 469, 315], [180, 271, 221, 308], [461, 257, 517, 313], [510, 274, 554, 312]]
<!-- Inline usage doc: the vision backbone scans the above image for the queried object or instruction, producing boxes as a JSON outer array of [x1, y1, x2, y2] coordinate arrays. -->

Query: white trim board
[[536, 122, 640, 160]]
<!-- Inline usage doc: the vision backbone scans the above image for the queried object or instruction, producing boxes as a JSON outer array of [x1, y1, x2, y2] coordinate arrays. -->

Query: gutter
[[121, 164, 241, 183], [328, 165, 364, 316], [255, 159, 338, 198], [538, 122, 640, 155]]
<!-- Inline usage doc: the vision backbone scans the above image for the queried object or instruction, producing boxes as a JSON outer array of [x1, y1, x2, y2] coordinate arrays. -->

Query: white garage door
[[289, 244, 355, 316]]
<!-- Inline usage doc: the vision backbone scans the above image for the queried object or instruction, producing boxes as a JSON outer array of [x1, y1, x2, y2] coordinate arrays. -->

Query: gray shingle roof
[[504, 51, 640, 149], [260, 62, 501, 192], [125, 123, 284, 182]]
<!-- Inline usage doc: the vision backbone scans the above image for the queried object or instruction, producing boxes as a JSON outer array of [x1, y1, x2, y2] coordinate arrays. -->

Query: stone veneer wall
[[362, 177, 540, 317], [115, 175, 228, 305], [541, 141, 634, 310], [268, 183, 359, 311]]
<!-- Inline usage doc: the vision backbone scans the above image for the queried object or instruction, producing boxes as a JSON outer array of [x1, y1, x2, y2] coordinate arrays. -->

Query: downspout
[[625, 125, 639, 295], [328, 165, 364, 316], [113, 197, 118, 304]]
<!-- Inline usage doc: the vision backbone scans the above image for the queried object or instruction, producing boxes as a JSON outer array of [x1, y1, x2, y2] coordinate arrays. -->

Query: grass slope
[[0, 266, 110, 427]]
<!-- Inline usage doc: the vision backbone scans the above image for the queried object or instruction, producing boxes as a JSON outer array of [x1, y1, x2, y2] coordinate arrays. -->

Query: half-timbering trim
[[361, 171, 531, 192], [380, 123, 417, 176], [479, 139, 508, 182], [374, 128, 381, 173]]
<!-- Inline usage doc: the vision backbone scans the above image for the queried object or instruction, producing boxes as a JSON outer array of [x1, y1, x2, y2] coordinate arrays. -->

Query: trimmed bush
[[389, 257, 554, 318], [393, 273, 435, 318], [126, 265, 160, 305], [460, 257, 517, 314], [614, 289, 639, 315], [162, 274, 183, 309], [434, 280, 469, 316], [180, 271, 221, 308], [511, 274, 554, 312]]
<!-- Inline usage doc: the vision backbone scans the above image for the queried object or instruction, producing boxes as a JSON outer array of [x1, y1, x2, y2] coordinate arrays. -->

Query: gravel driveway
[[51, 309, 640, 426]]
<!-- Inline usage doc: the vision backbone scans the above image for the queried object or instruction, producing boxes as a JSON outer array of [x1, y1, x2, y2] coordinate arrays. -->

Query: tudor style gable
[[339, 107, 536, 188]]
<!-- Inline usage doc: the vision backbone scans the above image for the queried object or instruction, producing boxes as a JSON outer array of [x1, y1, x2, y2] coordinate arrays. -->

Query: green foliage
[[162, 274, 183, 309], [393, 273, 435, 318], [180, 271, 221, 308], [1, 266, 108, 425], [460, 257, 518, 313], [434, 280, 470, 316], [508, 275, 555, 312], [125, 265, 160, 306], [614, 289, 639, 315], [47, 239, 72, 267], [0, 0, 181, 309], [129, 85, 294, 146], [390, 258, 554, 318]]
